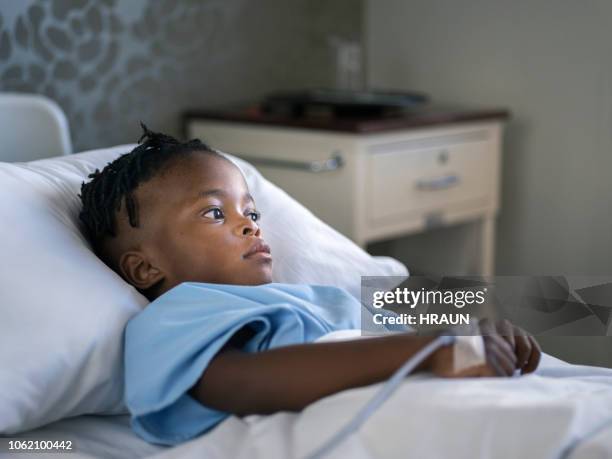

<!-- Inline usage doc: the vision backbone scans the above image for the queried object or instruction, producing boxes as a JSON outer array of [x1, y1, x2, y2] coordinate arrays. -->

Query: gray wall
[[366, 0, 612, 365], [366, 0, 612, 277], [0, 0, 362, 150]]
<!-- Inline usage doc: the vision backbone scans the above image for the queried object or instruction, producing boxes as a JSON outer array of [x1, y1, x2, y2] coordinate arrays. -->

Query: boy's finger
[[490, 341, 516, 376], [485, 350, 506, 376], [480, 319, 514, 353], [490, 333, 516, 363], [484, 337, 515, 376], [513, 328, 532, 369], [497, 319, 516, 351], [521, 335, 542, 374]]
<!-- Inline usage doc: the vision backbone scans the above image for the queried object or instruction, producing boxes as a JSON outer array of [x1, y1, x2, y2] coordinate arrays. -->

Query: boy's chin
[[243, 269, 273, 286], [247, 276, 273, 286]]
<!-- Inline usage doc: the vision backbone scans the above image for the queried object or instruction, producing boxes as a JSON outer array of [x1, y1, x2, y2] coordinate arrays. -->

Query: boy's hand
[[484, 318, 541, 375], [428, 319, 541, 378]]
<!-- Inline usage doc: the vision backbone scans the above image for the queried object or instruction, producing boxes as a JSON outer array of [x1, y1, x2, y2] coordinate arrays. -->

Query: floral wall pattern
[[0, 0, 361, 150]]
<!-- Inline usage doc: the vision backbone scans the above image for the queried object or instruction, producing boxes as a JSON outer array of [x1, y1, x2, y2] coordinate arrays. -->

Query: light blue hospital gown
[[124, 282, 363, 445]]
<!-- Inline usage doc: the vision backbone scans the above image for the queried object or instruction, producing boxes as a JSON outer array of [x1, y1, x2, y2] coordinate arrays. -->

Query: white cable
[[304, 334, 456, 459]]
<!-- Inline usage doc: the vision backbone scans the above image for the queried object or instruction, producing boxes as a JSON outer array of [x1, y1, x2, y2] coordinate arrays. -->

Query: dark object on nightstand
[[261, 88, 429, 117], [182, 104, 510, 137]]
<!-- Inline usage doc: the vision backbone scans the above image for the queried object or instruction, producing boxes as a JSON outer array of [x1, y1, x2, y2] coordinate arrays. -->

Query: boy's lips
[[243, 241, 272, 259]]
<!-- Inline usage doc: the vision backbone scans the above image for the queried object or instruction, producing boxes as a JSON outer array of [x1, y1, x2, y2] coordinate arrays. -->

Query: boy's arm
[[189, 328, 530, 416]]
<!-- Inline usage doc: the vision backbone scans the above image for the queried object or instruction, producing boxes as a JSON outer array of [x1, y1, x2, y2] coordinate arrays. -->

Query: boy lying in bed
[[78, 126, 541, 445]]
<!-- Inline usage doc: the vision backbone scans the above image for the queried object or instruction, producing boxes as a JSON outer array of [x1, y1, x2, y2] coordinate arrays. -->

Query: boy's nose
[[238, 217, 260, 237]]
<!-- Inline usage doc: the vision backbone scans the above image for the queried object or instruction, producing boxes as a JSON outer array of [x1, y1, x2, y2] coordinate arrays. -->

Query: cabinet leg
[[481, 216, 496, 277]]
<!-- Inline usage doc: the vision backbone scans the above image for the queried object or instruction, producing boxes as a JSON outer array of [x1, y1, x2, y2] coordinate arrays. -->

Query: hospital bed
[[2, 144, 612, 459], [7, 354, 612, 459]]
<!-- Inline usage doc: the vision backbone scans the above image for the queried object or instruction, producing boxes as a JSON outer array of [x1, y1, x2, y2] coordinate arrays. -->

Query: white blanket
[[148, 351, 612, 459]]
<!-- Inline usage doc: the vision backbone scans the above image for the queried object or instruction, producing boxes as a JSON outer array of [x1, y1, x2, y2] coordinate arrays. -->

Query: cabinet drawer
[[366, 134, 494, 223]]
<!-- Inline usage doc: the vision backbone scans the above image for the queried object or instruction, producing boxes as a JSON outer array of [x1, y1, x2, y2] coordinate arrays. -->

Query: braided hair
[[79, 123, 222, 250]]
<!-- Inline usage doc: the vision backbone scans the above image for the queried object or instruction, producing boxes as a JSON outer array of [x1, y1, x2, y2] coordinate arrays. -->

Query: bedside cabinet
[[184, 106, 508, 276]]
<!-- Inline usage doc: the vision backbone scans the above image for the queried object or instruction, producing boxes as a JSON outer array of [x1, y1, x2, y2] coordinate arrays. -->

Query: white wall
[[366, 0, 612, 276], [366, 0, 612, 365]]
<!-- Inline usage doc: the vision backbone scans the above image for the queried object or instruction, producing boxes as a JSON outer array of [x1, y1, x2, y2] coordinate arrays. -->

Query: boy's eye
[[248, 210, 261, 222], [202, 208, 224, 220]]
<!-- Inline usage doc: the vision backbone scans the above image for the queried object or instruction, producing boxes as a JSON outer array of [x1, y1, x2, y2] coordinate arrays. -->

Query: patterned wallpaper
[[0, 0, 362, 150]]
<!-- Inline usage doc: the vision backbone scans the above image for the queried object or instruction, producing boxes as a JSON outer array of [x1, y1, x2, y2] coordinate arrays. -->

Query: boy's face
[[112, 152, 273, 298]]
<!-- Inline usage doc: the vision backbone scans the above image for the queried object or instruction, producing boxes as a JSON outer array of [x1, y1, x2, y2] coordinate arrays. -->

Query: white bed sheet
[[147, 354, 612, 459], [565, 421, 612, 459], [3, 355, 612, 459]]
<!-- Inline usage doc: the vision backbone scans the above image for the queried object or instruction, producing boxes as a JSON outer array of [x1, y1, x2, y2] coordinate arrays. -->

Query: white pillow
[[0, 144, 407, 434]]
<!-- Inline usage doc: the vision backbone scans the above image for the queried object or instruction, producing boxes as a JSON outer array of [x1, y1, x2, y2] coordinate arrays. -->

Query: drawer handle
[[230, 151, 344, 173], [415, 174, 460, 191]]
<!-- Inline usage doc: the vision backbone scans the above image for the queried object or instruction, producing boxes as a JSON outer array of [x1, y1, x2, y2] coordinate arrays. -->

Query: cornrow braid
[[78, 123, 221, 249]]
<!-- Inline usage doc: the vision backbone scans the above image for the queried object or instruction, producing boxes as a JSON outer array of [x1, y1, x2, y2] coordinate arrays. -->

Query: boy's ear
[[119, 251, 164, 290]]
